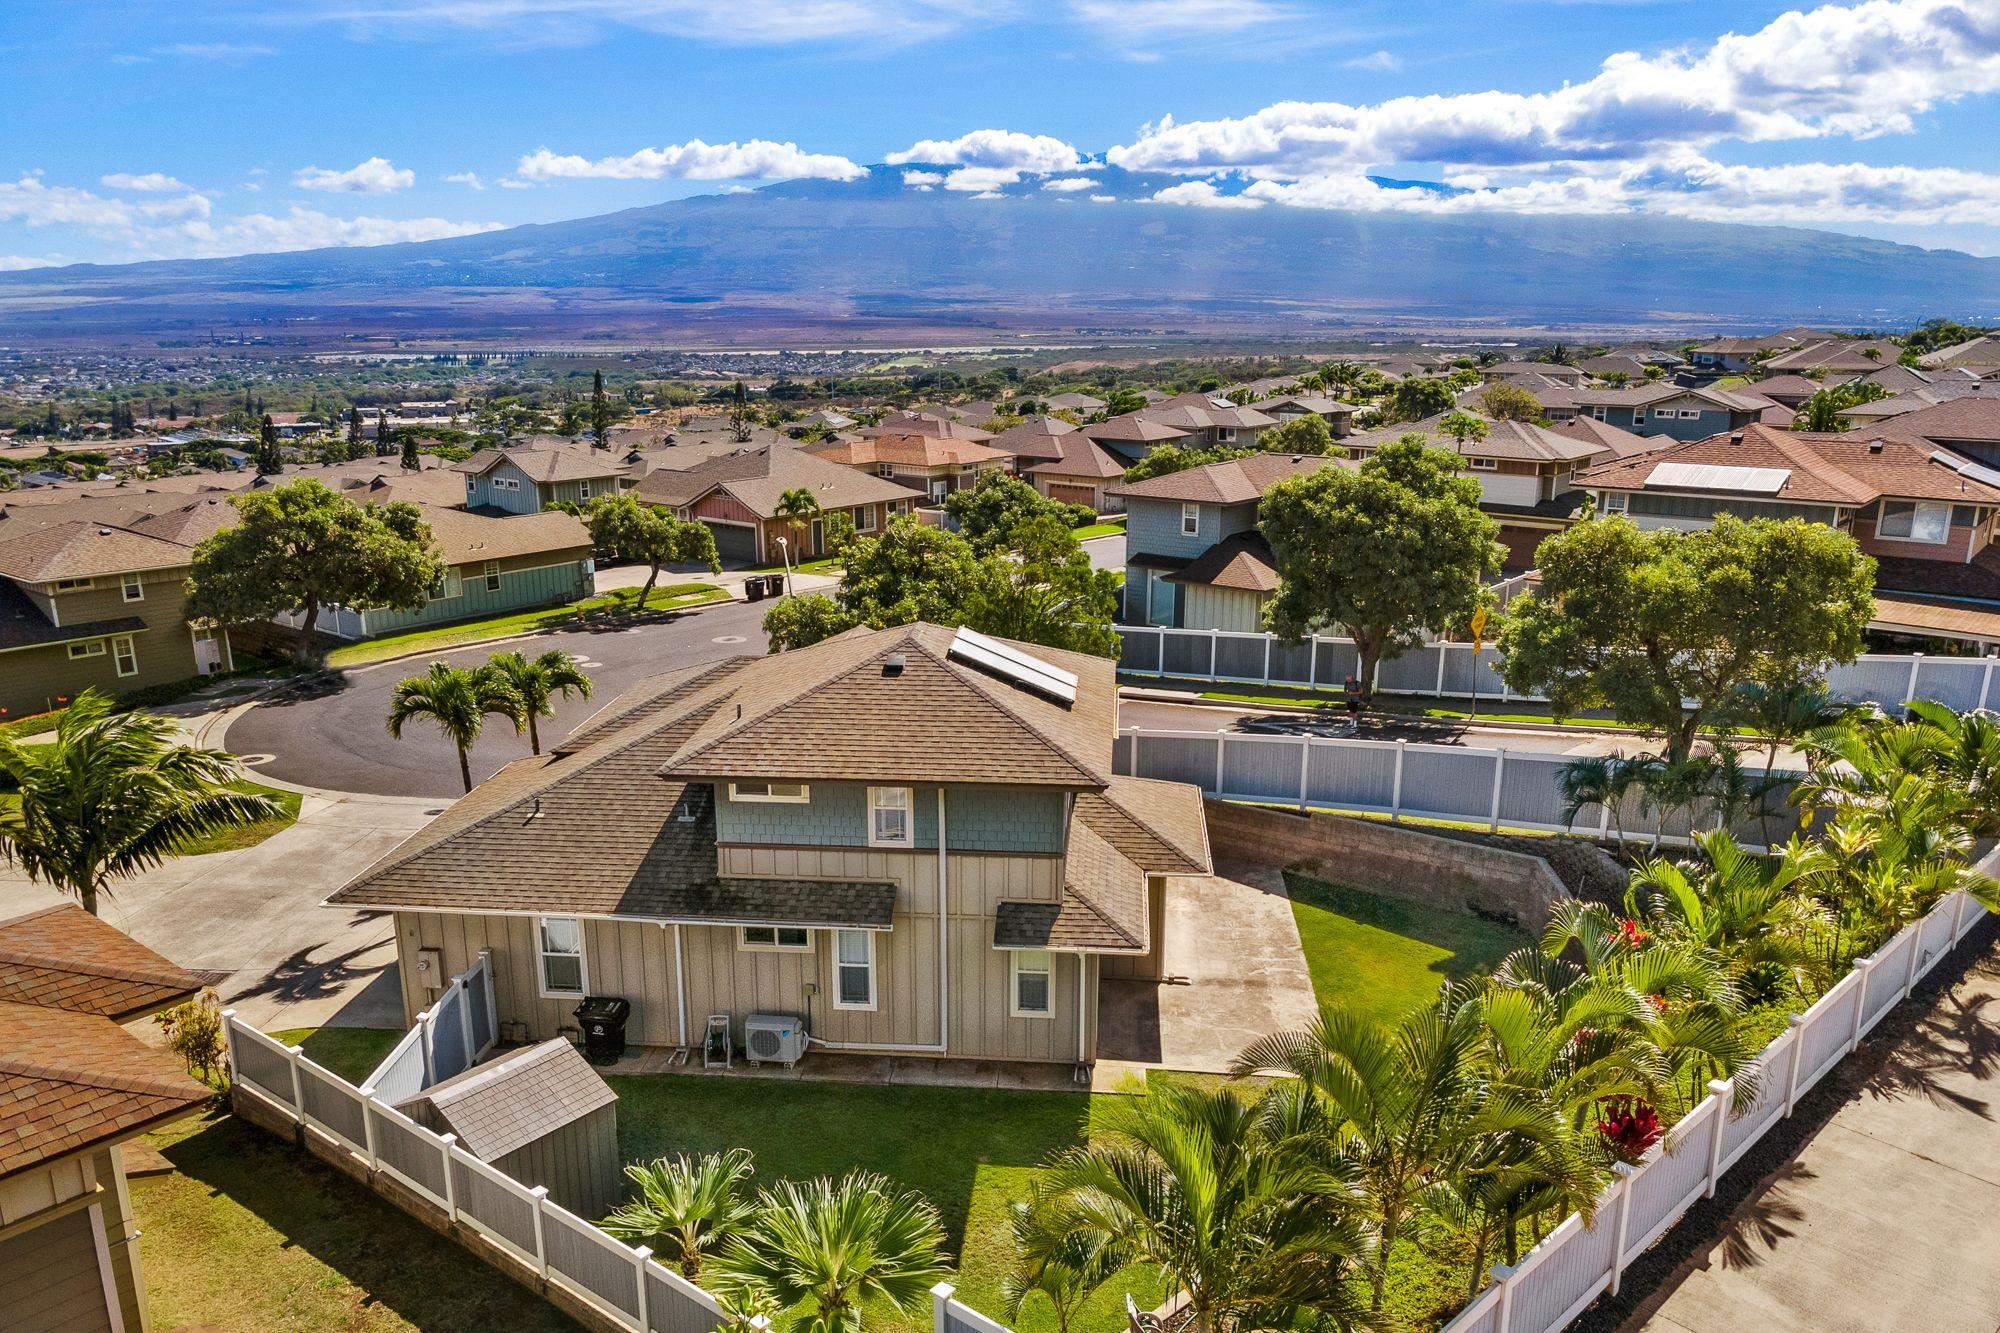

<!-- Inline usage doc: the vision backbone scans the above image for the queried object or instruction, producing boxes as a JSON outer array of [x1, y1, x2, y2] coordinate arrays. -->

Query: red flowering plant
[[1595, 1096, 1663, 1162], [1615, 917, 1650, 949]]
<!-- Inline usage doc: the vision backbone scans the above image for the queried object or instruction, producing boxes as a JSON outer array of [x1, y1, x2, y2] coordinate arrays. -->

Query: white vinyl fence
[[1117, 626, 2000, 715], [361, 953, 500, 1103], [1441, 885, 1992, 1333], [1115, 727, 1806, 850]]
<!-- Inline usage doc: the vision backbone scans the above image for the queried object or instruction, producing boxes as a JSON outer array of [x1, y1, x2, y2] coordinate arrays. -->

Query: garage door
[[705, 521, 759, 565], [0, 1206, 115, 1333], [1048, 483, 1098, 507]]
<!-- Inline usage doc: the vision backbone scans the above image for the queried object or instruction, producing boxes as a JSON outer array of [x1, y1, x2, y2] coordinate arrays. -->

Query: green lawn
[[1073, 519, 1127, 541], [1282, 870, 1526, 1025], [170, 778, 303, 856], [272, 1026, 403, 1082], [746, 556, 842, 576], [325, 582, 727, 668]]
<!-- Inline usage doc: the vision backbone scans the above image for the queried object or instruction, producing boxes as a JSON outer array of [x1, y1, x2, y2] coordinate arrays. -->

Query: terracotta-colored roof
[[1578, 424, 2000, 506], [1166, 530, 1280, 593], [0, 905, 202, 1022], [1109, 452, 1353, 504], [807, 433, 1014, 469], [1550, 416, 1665, 460], [635, 445, 917, 518], [0, 1000, 209, 1178], [1025, 433, 1127, 480], [0, 519, 194, 582]]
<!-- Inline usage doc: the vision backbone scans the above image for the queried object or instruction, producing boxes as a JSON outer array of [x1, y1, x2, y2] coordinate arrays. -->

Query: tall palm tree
[[386, 662, 522, 793], [709, 1171, 948, 1333], [1231, 1001, 1484, 1314], [486, 649, 593, 755], [1026, 1080, 1376, 1333], [774, 487, 822, 566], [1001, 1201, 1133, 1333], [0, 690, 279, 915], [1558, 754, 1645, 852], [601, 1149, 756, 1279]]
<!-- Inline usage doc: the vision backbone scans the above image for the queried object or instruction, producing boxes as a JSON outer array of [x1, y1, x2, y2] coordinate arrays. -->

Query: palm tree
[[1557, 753, 1645, 853], [386, 662, 522, 793], [1027, 1080, 1376, 1333], [1627, 830, 1829, 1002], [486, 649, 593, 755], [774, 487, 822, 567], [601, 1149, 756, 1279], [709, 1171, 948, 1333], [1001, 1201, 1132, 1333], [1231, 1001, 1484, 1314], [0, 690, 279, 915]]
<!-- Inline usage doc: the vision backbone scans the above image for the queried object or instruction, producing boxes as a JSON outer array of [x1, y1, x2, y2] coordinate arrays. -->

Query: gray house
[[455, 445, 629, 514], [328, 623, 1211, 1073], [1572, 385, 1771, 441]]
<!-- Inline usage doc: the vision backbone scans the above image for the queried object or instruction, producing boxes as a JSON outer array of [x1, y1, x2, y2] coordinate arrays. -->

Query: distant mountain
[[3, 165, 1995, 344]]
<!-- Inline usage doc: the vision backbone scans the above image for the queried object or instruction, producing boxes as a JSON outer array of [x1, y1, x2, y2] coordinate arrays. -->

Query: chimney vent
[[1728, 432, 1743, 445], [1868, 438, 1885, 453], [883, 653, 907, 676]]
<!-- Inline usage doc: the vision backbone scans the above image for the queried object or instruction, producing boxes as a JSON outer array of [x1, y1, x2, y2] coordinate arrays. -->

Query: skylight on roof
[[1646, 462, 1791, 495], [947, 626, 1078, 707]]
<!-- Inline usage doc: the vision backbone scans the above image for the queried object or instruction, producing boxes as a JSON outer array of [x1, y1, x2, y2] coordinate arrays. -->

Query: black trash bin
[[574, 996, 631, 1065], [765, 573, 789, 599], [744, 577, 766, 602]]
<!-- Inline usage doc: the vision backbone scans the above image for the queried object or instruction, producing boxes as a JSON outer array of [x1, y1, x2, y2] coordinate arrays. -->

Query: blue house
[[1572, 385, 1771, 441], [454, 443, 629, 514]]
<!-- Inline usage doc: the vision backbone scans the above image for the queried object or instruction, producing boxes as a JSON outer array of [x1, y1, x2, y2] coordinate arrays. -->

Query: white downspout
[[672, 923, 688, 1048], [937, 785, 950, 1054], [1077, 955, 1089, 1066]]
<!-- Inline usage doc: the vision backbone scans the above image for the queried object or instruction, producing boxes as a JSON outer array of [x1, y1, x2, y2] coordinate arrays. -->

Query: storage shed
[[397, 1039, 621, 1220]]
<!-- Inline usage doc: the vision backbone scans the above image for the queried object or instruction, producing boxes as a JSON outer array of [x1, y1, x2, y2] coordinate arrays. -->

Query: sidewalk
[[1600, 925, 2000, 1333]]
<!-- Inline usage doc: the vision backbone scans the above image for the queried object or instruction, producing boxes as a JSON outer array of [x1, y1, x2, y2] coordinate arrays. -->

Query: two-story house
[[1572, 384, 1773, 441], [1579, 424, 2000, 650], [805, 432, 1016, 503], [328, 623, 1210, 1072], [455, 444, 630, 514], [1760, 339, 1904, 378], [1687, 334, 1805, 376], [1081, 394, 1278, 465], [0, 519, 231, 722], [634, 444, 922, 564]]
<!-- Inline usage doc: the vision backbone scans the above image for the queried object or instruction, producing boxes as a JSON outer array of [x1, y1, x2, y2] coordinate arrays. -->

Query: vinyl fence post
[[1849, 959, 1873, 1050], [932, 1282, 956, 1333], [480, 949, 498, 1054], [1488, 749, 1506, 832], [632, 1245, 652, 1332], [1436, 642, 1449, 697], [1262, 635, 1272, 685], [1297, 737, 1312, 813], [1704, 1080, 1733, 1197], [1391, 740, 1407, 822], [1489, 1263, 1518, 1333], [285, 1044, 305, 1123], [529, 1186, 551, 1278], [220, 1008, 241, 1086], [359, 1089, 381, 1169], [1307, 635, 1319, 690], [1982, 655, 1998, 712], [1208, 627, 1219, 681], [1213, 735, 1226, 796], [415, 1008, 435, 1086], [1905, 653, 1923, 709], [439, 1134, 459, 1219], [459, 987, 476, 1069], [1904, 927, 1924, 997], [1783, 1015, 1808, 1115], [1608, 1164, 1638, 1296]]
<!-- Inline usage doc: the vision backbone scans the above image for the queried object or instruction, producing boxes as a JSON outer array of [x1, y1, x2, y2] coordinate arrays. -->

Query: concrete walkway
[[1617, 932, 2000, 1333]]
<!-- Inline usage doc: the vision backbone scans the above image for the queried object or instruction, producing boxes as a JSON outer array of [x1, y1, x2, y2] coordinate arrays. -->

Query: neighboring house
[[1843, 380, 2000, 427], [1110, 452, 1354, 631], [805, 432, 1015, 503], [1578, 354, 1656, 379], [1745, 374, 1827, 410], [1572, 384, 1770, 441], [1686, 333, 1813, 376], [1916, 336, 2000, 377], [1253, 394, 1360, 436], [1873, 398, 2000, 468], [328, 623, 1212, 1071], [1761, 339, 1902, 377], [1551, 415, 1663, 462], [1495, 374, 1586, 423], [989, 416, 1080, 470], [454, 445, 628, 514], [861, 411, 996, 444], [0, 519, 231, 722], [276, 506, 595, 641], [1342, 413, 1610, 572], [1484, 361, 1587, 386], [1081, 393, 1277, 464], [0, 904, 210, 1333], [634, 445, 920, 564], [795, 408, 857, 431], [1579, 424, 2000, 649], [1043, 392, 1106, 413], [1023, 434, 1129, 511]]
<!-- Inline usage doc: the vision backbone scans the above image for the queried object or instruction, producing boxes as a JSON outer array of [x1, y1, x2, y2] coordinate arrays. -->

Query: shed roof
[[397, 1039, 615, 1161]]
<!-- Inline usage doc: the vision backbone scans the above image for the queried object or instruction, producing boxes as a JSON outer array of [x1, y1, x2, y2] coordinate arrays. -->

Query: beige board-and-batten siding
[[391, 850, 1095, 1064], [1181, 584, 1269, 634], [0, 1145, 146, 1333]]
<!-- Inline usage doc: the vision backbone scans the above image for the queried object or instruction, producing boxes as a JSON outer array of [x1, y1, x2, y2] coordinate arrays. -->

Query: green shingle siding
[[715, 783, 1066, 853], [360, 558, 591, 635]]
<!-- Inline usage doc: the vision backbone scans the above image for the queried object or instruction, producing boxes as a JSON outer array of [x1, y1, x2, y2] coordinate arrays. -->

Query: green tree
[[399, 429, 420, 471], [710, 1172, 948, 1333], [0, 691, 279, 916], [1260, 413, 1339, 456], [1028, 1080, 1376, 1333], [1261, 437, 1503, 695], [1437, 410, 1489, 450], [590, 369, 613, 449], [1627, 831, 1827, 1002], [602, 1150, 756, 1279], [1478, 383, 1545, 422], [346, 407, 362, 456], [386, 662, 522, 793], [256, 414, 283, 474], [773, 487, 821, 563], [1557, 754, 1647, 854], [1001, 1204, 1132, 1333], [1382, 375, 1457, 423], [185, 479, 446, 662], [1119, 443, 1252, 484], [966, 513, 1123, 657], [583, 493, 721, 608], [761, 593, 858, 652], [486, 649, 593, 756], [731, 380, 753, 443], [1497, 516, 1875, 762], [1095, 388, 1150, 418], [943, 472, 1091, 552]]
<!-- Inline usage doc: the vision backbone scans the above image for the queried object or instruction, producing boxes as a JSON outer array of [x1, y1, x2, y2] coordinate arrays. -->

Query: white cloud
[[888, 130, 1084, 173], [0, 255, 56, 270], [1042, 176, 1101, 192], [970, 190, 1006, 199], [1149, 180, 1265, 209], [901, 170, 946, 187], [515, 140, 863, 181], [157, 42, 273, 60], [1089, 194, 1118, 202], [1110, 0, 2000, 176], [293, 156, 416, 194], [298, 0, 977, 47], [444, 171, 486, 189], [1345, 49, 1399, 71], [101, 172, 191, 193], [1071, 0, 1290, 36], [943, 166, 1025, 192]]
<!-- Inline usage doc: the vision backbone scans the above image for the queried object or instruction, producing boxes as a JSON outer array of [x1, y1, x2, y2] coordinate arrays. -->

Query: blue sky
[[3, 0, 1998, 267]]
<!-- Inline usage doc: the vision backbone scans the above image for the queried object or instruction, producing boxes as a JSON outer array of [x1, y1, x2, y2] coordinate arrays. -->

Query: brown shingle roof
[[861, 411, 995, 442], [454, 446, 626, 484], [990, 416, 1078, 464], [0, 581, 146, 653], [0, 905, 202, 1022], [1166, 530, 1280, 593], [1075, 776, 1211, 875], [416, 506, 592, 565], [1550, 416, 1664, 460], [1345, 413, 1604, 465], [994, 821, 1145, 952], [1108, 452, 1352, 503], [1024, 433, 1127, 480], [807, 433, 1014, 468], [1579, 424, 2000, 506], [397, 1039, 614, 1160], [0, 519, 194, 582], [635, 445, 917, 517]]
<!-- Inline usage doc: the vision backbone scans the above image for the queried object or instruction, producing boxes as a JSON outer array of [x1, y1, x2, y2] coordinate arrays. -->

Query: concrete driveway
[[0, 784, 438, 1031], [225, 598, 772, 798], [1098, 857, 1320, 1076]]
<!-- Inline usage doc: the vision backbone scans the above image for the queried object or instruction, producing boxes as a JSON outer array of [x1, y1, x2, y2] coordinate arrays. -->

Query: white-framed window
[[112, 636, 138, 678], [729, 781, 811, 803], [740, 925, 812, 951], [854, 505, 876, 533], [1652, 407, 1676, 420], [878, 464, 896, 478], [1588, 406, 1608, 421], [1603, 492, 1629, 515], [465, 477, 477, 495], [834, 929, 876, 1010], [1879, 499, 1951, 544], [1679, 408, 1704, 420], [121, 572, 144, 602], [537, 916, 587, 996], [432, 568, 464, 600], [1181, 502, 1200, 536], [579, 482, 592, 501], [1468, 457, 1498, 471], [1217, 428, 1236, 443], [1011, 949, 1052, 1018], [52, 577, 93, 592], [483, 560, 502, 592], [493, 476, 521, 491], [869, 786, 912, 846], [68, 638, 107, 660]]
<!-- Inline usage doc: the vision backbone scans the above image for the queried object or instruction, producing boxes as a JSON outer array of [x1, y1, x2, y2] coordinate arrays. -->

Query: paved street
[[225, 598, 771, 798], [1118, 696, 1697, 757]]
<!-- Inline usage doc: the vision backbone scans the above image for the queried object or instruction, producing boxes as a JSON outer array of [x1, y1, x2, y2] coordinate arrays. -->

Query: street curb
[[321, 589, 738, 677]]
